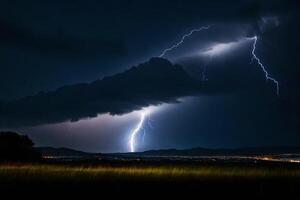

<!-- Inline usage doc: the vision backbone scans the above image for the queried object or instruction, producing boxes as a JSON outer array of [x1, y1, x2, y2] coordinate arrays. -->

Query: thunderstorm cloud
[[0, 0, 299, 151], [0, 58, 201, 127]]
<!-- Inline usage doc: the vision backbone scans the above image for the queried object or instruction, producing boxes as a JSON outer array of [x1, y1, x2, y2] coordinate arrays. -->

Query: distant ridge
[[37, 146, 300, 157], [131, 146, 300, 156], [36, 147, 99, 157]]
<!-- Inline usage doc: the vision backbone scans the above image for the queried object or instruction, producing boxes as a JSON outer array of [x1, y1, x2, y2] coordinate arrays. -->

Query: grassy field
[[1, 163, 300, 196], [1, 163, 300, 180]]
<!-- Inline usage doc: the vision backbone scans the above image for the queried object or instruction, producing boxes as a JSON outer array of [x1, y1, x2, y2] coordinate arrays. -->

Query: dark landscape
[[1, 0, 300, 197], [1, 134, 300, 197]]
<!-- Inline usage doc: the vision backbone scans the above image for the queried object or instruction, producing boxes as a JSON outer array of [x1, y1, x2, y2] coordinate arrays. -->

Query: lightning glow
[[200, 39, 248, 57], [129, 110, 148, 152], [203, 43, 234, 56], [126, 30, 279, 152], [159, 26, 210, 57], [199, 39, 246, 80], [250, 36, 279, 96]]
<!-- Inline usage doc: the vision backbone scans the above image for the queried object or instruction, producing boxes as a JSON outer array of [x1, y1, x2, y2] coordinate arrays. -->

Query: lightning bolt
[[129, 111, 148, 152], [250, 36, 279, 96], [126, 30, 279, 152], [159, 26, 210, 58]]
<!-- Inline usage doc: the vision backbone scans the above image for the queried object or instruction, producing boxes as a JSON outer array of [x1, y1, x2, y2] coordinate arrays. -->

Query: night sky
[[0, 0, 299, 153]]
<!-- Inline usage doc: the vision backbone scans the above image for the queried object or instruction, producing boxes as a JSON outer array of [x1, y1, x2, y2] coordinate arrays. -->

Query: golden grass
[[0, 164, 300, 182]]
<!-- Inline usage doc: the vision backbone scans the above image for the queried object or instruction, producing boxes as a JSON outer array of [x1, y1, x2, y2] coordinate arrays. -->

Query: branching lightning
[[127, 29, 279, 153], [159, 26, 210, 58], [250, 36, 279, 96], [157, 26, 278, 95]]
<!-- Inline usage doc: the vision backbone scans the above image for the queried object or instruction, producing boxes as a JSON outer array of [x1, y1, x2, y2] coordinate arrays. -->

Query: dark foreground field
[[1, 160, 300, 197]]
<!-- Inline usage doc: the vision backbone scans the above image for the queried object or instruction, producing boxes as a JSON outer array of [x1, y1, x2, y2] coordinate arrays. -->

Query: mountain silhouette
[[35, 146, 300, 158]]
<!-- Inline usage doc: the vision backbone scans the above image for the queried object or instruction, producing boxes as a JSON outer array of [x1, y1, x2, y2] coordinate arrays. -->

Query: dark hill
[[0, 131, 41, 161], [35, 146, 300, 158], [36, 147, 97, 157]]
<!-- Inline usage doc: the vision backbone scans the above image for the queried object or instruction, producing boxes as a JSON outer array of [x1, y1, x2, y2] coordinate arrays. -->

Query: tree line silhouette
[[0, 131, 41, 162]]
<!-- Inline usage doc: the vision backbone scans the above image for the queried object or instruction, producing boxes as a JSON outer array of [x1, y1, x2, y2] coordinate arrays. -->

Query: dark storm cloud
[[0, 0, 299, 149], [0, 19, 125, 57], [0, 0, 298, 101], [0, 58, 200, 127], [0, 51, 286, 129]]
